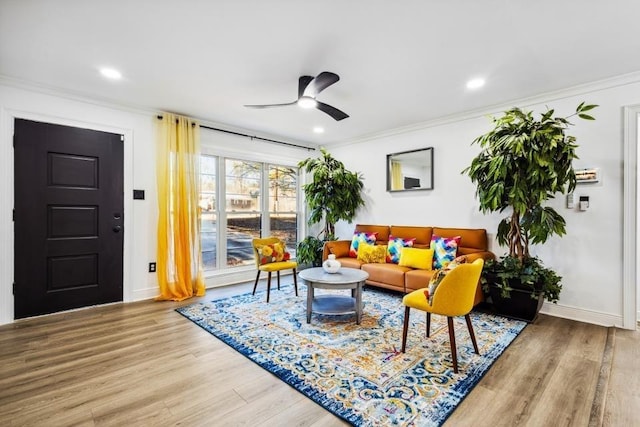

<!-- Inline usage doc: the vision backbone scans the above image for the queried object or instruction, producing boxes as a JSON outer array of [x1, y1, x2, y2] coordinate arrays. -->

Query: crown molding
[[333, 70, 640, 148], [0, 75, 315, 150]]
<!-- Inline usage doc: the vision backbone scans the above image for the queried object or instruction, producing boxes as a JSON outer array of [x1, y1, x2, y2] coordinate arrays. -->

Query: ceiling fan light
[[298, 96, 317, 109]]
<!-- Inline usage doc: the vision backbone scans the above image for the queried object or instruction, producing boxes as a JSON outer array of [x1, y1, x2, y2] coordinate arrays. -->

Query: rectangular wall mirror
[[387, 147, 434, 192]]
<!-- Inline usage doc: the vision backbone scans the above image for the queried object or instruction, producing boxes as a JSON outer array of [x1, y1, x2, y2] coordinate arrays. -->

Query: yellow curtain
[[155, 113, 206, 301], [391, 160, 403, 190]]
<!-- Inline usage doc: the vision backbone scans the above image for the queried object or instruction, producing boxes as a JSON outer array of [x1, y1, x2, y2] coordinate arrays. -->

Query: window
[[268, 165, 298, 258], [225, 159, 261, 267], [200, 155, 217, 270], [199, 156, 298, 272]]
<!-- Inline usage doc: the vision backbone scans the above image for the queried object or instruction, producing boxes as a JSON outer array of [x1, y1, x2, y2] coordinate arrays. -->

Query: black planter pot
[[487, 285, 544, 323]]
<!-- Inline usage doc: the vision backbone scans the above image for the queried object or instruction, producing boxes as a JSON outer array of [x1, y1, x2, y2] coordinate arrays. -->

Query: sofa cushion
[[433, 227, 488, 251], [324, 240, 351, 258], [361, 263, 409, 288], [354, 224, 390, 243], [349, 232, 378, 258], [430, 235, 461, 269], [389, 225, 433, 245], [386, 235, 415, 264], [405, 269, 436, 292], [398, 247, 434, 270], [357, 243, 387, 263], [337, 257, 365, 269]]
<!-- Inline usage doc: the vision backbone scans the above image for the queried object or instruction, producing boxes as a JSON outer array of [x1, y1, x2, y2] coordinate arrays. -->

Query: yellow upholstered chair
[[252, 237, 298, 303], [401, 258, 484, 373]]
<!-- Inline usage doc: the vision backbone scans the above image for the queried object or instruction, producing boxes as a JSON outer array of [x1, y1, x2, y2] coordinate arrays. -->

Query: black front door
[[14, 119, 124, 319]]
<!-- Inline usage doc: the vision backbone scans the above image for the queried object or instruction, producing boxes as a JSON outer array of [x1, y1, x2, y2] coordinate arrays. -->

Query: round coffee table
[[298, 267, 369, 324]]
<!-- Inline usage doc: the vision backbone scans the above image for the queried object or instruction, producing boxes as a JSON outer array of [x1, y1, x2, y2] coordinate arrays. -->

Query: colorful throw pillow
[[349, 232, 378, 258], [257, 243, 291, 265], [398, 248, 434, 270], [425, 255, 467, 304], [386, 235, 416, 264], [430, 235, 461, 269], [356, 243, 387, 263]]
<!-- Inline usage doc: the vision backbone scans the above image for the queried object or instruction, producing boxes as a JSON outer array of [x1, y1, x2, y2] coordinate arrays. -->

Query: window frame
[[199, 154, 300, 274]]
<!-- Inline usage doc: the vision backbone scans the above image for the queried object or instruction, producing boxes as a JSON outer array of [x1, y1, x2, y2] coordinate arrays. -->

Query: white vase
[[322, 254, 341, 273]]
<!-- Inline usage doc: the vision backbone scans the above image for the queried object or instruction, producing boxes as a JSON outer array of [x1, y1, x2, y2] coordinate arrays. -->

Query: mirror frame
[[386, 147, 434, 192]]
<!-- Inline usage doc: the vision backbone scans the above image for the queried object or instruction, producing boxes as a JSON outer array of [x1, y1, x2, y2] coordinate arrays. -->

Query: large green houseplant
[[463, 102, 597, 320], [297, 148, 365, 266]]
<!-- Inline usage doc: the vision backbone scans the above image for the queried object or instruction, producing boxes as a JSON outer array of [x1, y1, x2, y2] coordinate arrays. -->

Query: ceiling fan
[[244, 71, 349, 121]]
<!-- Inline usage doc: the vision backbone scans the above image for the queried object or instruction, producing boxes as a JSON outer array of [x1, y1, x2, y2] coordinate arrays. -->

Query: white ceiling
[[2, 0, 640, 146]]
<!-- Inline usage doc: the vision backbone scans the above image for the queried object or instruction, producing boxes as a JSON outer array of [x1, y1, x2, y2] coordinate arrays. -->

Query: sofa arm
[[463, 251, 496, 263], [323, 240, 351, 260], [465, 251, 495, 306]]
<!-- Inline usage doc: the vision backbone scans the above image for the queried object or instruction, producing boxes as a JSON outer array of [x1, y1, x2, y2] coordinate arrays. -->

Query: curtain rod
[[156, 115, 315, 151]]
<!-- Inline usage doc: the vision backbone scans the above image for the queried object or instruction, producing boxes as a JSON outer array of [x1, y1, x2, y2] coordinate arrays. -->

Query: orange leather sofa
[[322, 224, 495, 305]]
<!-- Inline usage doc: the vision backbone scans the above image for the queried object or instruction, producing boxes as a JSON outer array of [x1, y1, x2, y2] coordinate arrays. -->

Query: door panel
[[14, 119, 124, 319]]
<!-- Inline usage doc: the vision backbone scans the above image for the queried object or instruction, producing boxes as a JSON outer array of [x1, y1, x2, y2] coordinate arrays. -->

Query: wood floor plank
[[0, 283, 639, 426], [258, 397, 346, 427], [602, 328, 640, 426]]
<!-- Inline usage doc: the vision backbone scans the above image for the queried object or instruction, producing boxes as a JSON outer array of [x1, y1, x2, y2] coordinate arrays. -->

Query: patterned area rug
[[177, 284, 526, 426]]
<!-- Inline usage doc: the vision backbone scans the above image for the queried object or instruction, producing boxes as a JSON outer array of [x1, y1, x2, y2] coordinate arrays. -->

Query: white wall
[[0, 83, 160, 325], [330, 77, 640, 327], [0, 82, 315, 325]]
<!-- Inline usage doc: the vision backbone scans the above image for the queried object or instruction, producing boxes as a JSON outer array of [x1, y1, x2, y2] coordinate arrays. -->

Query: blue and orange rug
[[177, 285, 526, 426]]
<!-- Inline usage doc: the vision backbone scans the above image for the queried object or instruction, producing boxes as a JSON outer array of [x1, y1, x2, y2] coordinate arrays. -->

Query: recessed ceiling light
[[466, 78, 485, 90], [99, 67, 122, 80], [313, 127, 324, 134]]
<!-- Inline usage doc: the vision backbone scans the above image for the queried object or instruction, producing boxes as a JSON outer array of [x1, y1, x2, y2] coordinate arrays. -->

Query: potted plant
[[297, 148, 365, 267], [463, 102, 597, 321]]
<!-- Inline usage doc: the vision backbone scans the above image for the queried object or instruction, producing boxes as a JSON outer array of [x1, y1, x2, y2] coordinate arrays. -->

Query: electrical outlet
[[148, 262, 156, 273]]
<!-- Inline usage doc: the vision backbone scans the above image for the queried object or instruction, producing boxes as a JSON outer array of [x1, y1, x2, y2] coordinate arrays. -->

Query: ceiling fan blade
[[244, 101, 297, 109], [298, 76, 314, 99], [303, 71, 340, 97], [315, 101, 349, 121]]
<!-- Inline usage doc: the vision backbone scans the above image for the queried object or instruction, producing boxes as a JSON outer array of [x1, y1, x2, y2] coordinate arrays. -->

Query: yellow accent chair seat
[[401, 258, 484, 373], [252, 237, 298, 303]]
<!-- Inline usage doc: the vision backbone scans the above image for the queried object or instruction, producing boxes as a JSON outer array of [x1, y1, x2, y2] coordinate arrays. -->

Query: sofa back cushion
[[389, 225, 433, 245], [324, 240, 350, 258], [432, 227, 488, 253], [355, 224, 390, 243]]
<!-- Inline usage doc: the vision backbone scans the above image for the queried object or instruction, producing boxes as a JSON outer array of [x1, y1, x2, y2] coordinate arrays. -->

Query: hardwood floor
[[0, 281, 638, 427]]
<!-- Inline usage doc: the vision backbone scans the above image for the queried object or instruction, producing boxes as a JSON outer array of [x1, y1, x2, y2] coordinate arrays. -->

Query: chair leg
[[447, 317, 458, 373], [293, 268, 298, 296], [252, 270, 261, 295], [277, 271, 281, 290], [426, 312, 431, 338], [266, 272, 272, 303], [465, 314, 480, 354], [401, 306, 410, 352]]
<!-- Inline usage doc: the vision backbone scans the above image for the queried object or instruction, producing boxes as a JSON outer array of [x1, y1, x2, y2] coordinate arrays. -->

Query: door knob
[[113, 225, 122, 232]]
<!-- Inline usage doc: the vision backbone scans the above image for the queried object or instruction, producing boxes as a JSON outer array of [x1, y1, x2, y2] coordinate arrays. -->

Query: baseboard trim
[[131, 269, 297, 302], [132, 287, 159, 302], [540, 303, 624, 328]]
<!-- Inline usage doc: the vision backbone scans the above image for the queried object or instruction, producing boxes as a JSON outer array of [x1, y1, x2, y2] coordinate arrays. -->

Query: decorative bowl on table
[[322, 254, 341, 273]]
